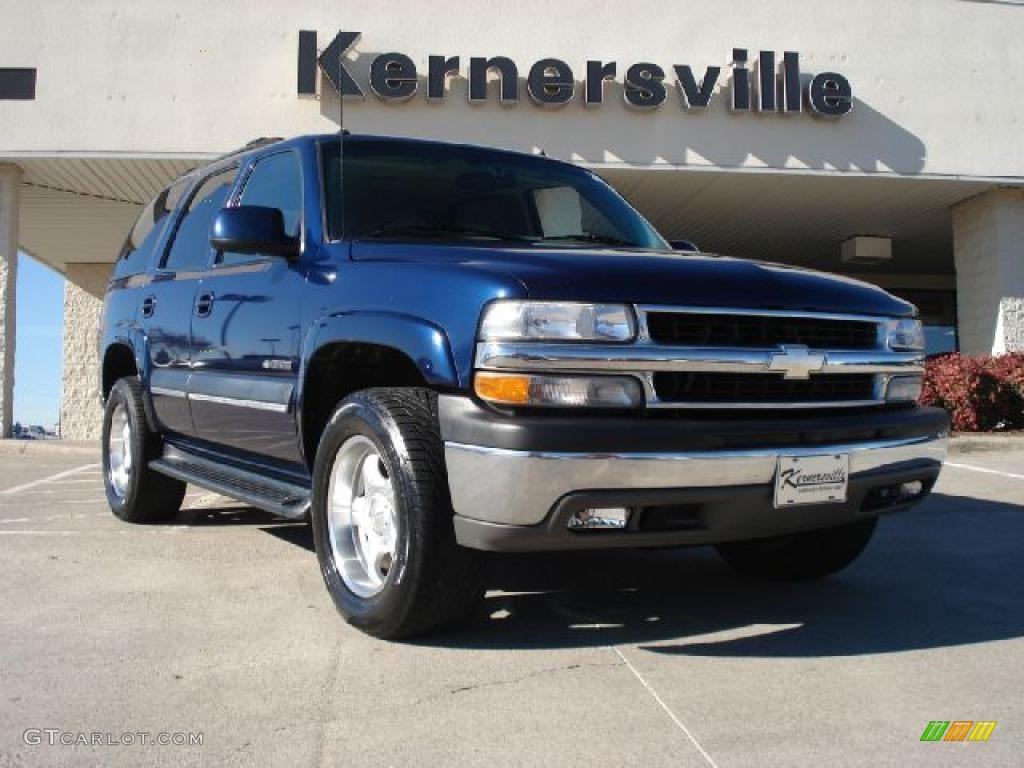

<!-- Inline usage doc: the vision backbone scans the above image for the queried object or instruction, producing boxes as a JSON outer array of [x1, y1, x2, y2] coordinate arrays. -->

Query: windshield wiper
[[357, 221, 535, 243], [538, 233, 631, 247]]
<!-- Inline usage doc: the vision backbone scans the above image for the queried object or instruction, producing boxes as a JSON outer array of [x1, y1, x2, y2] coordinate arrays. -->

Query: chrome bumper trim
[[444, 433, 947, 526]]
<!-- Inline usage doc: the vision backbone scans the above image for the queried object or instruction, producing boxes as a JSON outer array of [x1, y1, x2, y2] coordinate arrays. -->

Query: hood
[[349, 242, 916, 317]]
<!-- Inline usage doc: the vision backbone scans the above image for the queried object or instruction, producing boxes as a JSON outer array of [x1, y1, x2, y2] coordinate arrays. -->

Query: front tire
[[715, 517, 878, 581], [101, 377, 186, 523], [311, 388, 484, 640]]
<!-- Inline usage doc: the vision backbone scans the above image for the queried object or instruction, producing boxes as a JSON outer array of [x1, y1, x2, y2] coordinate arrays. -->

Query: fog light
[[899, 481, 924, 499], [886, 375, 924, 402], [568, 507, 631, 530]]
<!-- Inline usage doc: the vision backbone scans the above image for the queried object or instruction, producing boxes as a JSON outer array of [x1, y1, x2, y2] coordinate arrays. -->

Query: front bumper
[[439, 396, 949, 552]]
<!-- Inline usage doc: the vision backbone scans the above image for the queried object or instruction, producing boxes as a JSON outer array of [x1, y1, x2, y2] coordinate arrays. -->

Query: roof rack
[[207, 136, 284, 166], [164, 137, 285, 189]]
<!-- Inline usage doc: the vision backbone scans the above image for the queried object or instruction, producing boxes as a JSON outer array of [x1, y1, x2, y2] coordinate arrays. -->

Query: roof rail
[[207, 136, 284, 165], [165, 137, 284, 188]]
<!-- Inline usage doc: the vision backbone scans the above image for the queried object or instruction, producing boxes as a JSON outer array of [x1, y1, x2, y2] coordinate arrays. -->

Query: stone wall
[[953, 189, 1024, 355], [60, 263, 111, 440], [996, 298, 1024, 354]]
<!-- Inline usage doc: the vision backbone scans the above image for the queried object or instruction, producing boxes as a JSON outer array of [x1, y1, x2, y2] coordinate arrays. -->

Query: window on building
[[161, 167, 238, 272], [218, 151, 302, 266]]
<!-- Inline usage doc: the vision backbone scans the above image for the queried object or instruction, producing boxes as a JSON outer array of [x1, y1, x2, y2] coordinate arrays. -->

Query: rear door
[[188, 150, 307, 463], [105, 181, 185, 367], [143, 167, 238, 437]]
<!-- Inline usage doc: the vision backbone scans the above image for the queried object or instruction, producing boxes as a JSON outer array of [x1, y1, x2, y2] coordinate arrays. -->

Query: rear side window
[[115, 180, 188, 277], [219, 152, 302, 266], [162, 167, 238, 272]]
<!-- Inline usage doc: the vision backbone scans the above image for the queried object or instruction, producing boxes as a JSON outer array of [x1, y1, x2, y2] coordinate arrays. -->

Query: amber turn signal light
[[474, 373, 532, 405]]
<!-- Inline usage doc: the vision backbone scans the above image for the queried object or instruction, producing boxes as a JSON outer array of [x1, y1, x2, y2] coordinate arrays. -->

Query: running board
[[150, 448, 310, 520]]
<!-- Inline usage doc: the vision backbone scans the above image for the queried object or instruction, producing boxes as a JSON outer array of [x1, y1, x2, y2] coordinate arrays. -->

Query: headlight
[[475, 372, 644, 408], [479, 301, 636, 342], [885, 375, 923, 402], [886, 318, 925, 351]]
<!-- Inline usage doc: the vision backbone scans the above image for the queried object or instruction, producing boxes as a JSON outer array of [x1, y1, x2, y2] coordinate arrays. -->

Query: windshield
[[321, 139, 667, 250]]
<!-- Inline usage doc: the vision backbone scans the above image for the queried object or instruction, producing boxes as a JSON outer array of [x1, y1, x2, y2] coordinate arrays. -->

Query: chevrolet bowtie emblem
[[767, 345, 826, 380]]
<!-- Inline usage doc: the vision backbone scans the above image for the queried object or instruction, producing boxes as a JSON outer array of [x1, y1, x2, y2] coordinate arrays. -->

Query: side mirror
[[210, 206, 300, 259], [668, 239, 700, 253]]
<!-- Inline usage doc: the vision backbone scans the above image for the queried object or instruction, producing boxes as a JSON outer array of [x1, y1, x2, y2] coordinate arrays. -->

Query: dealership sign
[[297, 31, 852, 117]]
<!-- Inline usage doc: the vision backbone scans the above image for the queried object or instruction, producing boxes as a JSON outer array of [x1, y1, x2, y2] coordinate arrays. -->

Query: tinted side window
[[219, 152, 302, 266], [115, 180, 188, 277], [162, 167, 238, 272]]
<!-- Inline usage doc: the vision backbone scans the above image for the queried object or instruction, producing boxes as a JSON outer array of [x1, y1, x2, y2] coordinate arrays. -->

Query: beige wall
[[953, 189, 1024, 355], [60, 264, 111, 440], [1, 0, 1022, 182]]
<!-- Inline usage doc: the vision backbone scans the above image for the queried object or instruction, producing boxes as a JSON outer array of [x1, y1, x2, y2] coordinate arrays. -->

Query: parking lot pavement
[[0, 444, 1021, 767]]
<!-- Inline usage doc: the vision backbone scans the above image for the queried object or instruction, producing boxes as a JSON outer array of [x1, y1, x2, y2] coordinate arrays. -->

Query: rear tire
[[101, 377, 186, 523], [311, 388, 484, 640], [715, 517, 878, 581]]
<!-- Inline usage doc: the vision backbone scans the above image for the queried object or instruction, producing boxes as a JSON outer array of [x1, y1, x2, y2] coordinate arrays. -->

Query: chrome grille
[[646, 311, 878, 350], [652, 372, 877, 404], [474, 305, 923, 410]]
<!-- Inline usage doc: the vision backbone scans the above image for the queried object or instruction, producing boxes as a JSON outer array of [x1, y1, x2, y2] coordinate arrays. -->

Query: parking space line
[[945, 461, 1024, 481], [0, 529, 185, 536], [0, 464, 100, 495], [612, 646, 720, 768]]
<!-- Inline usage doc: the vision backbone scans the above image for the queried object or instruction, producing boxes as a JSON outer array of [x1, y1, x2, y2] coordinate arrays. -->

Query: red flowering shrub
[[920, 353, 1024, 432]]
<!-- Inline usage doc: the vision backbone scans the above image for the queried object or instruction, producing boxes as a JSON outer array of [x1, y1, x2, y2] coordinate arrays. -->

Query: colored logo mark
[[920, 721, 997, 742]]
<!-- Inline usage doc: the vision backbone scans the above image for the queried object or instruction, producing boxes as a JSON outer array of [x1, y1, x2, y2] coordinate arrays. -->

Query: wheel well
[[102, 344, 138, 401], [302, 342, 428, 465]]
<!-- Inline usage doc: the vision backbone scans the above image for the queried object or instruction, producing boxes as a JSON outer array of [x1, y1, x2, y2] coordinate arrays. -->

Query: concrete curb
[[948, 434, 1024, 455], [0, 439, 98, 457]]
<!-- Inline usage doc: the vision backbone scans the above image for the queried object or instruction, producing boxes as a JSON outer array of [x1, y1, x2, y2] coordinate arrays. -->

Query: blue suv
[[99, 134, 949, 638]]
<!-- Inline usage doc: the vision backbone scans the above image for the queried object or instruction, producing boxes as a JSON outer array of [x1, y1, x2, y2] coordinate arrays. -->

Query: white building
[[1, 0, 1022, 439]]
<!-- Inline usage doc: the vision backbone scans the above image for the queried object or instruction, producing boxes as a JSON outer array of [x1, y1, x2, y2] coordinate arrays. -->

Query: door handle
[[141, 295, 156, 318], [195, 292, 215, 317]]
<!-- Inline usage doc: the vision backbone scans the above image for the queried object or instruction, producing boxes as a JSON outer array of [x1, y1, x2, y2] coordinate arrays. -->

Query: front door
[[143, 167, 238, 437], [188, 150, 307, 464]]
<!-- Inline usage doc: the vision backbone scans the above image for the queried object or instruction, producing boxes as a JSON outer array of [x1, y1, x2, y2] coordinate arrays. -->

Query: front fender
[[295, 311, 460, 467], [300, 310, 460, 391]]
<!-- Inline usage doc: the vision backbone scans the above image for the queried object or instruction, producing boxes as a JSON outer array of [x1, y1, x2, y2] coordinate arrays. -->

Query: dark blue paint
[[101, 133, 918, 472]]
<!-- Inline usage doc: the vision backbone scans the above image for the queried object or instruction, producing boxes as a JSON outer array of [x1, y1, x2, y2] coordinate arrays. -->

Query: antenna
[[337, 30, 345, 240]]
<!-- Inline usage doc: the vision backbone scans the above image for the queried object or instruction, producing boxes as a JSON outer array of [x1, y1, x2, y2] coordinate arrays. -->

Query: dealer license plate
[[773, 453, 850, 508]]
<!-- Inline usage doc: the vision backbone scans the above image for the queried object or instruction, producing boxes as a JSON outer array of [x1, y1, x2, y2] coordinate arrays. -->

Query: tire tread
[[103, 377, 185, 523], [313, 387, 484, 639]]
